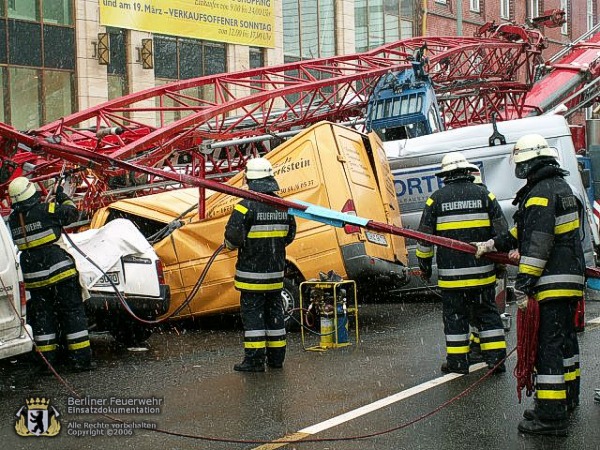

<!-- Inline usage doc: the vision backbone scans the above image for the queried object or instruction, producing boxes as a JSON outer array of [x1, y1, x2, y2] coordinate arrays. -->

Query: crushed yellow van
[[90, 122, 409, 320]]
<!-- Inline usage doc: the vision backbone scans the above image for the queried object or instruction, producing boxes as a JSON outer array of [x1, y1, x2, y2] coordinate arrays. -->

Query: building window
[[106, 28, 127, 101], [154, 35, 226, 123], [470, 0, 480, 13], [434, 0, 447, 4], [249, 47, 264, 93], [0, 0, 75, 129], [283, 0, 335, 63], [500, 0, 510, 20], [561, 0, 568, 35], [587, 0, 594, 30], [355, 0, 415, 53], [530, 0, 539, 18]]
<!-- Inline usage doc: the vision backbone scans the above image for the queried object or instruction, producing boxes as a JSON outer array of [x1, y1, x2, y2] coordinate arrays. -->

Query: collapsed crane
[[0, 22, 546, 215]]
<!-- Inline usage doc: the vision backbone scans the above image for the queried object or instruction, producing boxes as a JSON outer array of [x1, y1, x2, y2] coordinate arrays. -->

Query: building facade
[[0, 0, 596, 130]]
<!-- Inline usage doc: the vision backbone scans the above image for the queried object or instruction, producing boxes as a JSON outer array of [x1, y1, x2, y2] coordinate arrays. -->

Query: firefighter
[[224, 158, 297, 372], [7, 177, 93, 373], [476, 134, 584, 436], [417, 152, 508, 375]]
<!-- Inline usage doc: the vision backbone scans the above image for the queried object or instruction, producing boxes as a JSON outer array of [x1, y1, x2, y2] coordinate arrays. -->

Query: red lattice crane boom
[[0, 23, 545, 214]]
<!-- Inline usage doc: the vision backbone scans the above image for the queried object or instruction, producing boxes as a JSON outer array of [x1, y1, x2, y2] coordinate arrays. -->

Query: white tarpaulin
[[56, 219, 154, 299]]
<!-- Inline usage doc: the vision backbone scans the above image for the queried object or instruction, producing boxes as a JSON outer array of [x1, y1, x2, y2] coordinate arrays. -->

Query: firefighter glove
[[514, 289, 528, 310], [508, 249, 520, 264], [472, 239, 496, 258], [418, 258, 432, 281]]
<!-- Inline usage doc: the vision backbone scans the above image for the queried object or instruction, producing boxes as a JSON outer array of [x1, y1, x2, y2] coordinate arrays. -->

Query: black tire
[[107, 313, 153, 347], [281, 277, 301, 331]]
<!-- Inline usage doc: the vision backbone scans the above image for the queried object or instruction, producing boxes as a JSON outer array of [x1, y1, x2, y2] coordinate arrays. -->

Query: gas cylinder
[[320, 315, 334, 345], [336, 304, 349, 344]]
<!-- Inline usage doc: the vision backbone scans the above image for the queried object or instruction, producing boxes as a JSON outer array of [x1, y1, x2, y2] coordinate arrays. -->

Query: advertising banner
[[99, 0, 274, 48]]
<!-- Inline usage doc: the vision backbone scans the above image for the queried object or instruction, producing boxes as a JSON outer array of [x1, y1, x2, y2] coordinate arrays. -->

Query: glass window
[[43, 0, 72, 25], [179, 39, 202, 79], [301, 0, 318, 59], [561, 0, 568, 35], [44, 70, 74, 123], [318, 1, 334, 57], [1, 6, 76, 127], [9, 67, 41, 129], [385, 14, 399, 42], [107, 28, 126, 76], [0, 20, 6, 63], [530, 0, 539, 18], [588, 0, 595, 30], [355, 0, 414, 51], [204, 44, 225, 75], [470, 0, 480, 12], [8, 20, 41, 66], [500, 0, 510, 19], [369, 0, 384, 48], [283, 0, 335, 61], [249, 47, 264, 69], [108, 74, 126, 101], [154, 35, 225, 80], [8, 0, 39, 21], [0, 68, 5, 123], [355, 0, 368, 52], [154, 36, 178, 79], [43, 25, 75, 69], [283, 0, 300, 59]]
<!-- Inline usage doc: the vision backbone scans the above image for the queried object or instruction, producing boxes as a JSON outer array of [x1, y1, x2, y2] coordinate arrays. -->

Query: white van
[[0, 217, 32, 360], [385, 114, 597, 292]]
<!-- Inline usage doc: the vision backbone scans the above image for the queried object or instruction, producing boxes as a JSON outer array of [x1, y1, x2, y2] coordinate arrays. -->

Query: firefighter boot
[[487, 361, 506, 375], [440, 362, 469, 375], [234, 358, 265, 373], [518, 415, 568, 437]]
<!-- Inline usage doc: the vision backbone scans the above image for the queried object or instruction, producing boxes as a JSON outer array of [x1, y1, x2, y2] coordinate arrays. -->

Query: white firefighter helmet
[[245, 157, 274, 180], [512, 134, 558, 163], [436, 151, 479, 177], [8, 176, 36, 204]]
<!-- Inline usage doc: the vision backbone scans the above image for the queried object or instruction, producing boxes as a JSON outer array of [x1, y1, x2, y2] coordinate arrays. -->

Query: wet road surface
[[2, 295, 600, 450]]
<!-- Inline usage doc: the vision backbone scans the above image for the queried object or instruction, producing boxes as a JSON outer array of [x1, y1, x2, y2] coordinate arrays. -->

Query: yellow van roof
[[108, 188, 210, 223]]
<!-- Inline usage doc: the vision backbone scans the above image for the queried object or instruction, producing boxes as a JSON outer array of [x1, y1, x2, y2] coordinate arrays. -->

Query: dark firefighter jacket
[[224, 177, 297, 293], [417, 175, 508, 289], [495, 165, 585, 302], [9, 192, 79, 289]]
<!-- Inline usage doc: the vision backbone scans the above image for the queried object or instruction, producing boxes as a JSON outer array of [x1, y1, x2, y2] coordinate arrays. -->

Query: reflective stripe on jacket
[[9, 200, 79, 289], [417, 176, 508, 289], [495, 166, 585, 302], [225, 196, 296, 292]]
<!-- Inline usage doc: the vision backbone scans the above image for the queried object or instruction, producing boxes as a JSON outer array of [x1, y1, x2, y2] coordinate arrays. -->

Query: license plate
[[365, 231, 388, 246], [94, 272, 120, 287]]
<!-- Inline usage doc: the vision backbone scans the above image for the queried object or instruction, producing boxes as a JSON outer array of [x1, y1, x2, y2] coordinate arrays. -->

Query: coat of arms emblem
[[15, 397, 61, 437]]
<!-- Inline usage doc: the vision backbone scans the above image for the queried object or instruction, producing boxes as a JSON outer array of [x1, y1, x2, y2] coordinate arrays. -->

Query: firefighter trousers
[[240, 291, 287, 365], [534, 298, 579, 420], [28, 276, 92, 367], [442, 285, 506, 371]]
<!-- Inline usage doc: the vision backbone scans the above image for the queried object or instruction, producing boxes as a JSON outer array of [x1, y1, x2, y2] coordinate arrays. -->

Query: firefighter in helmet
[[7, 177, 93, 373], [476, 134, 584, 436], [224, 158, 297, 372], [417, 152, 508, 375]]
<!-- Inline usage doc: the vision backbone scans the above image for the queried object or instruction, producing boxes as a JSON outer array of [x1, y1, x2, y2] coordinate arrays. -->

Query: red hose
[[514, 297, 539, 402]]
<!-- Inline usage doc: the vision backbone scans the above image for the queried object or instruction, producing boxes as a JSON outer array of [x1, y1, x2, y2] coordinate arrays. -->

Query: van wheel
[[107, 313, 153, 347], [282, 278, 301, 331]]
